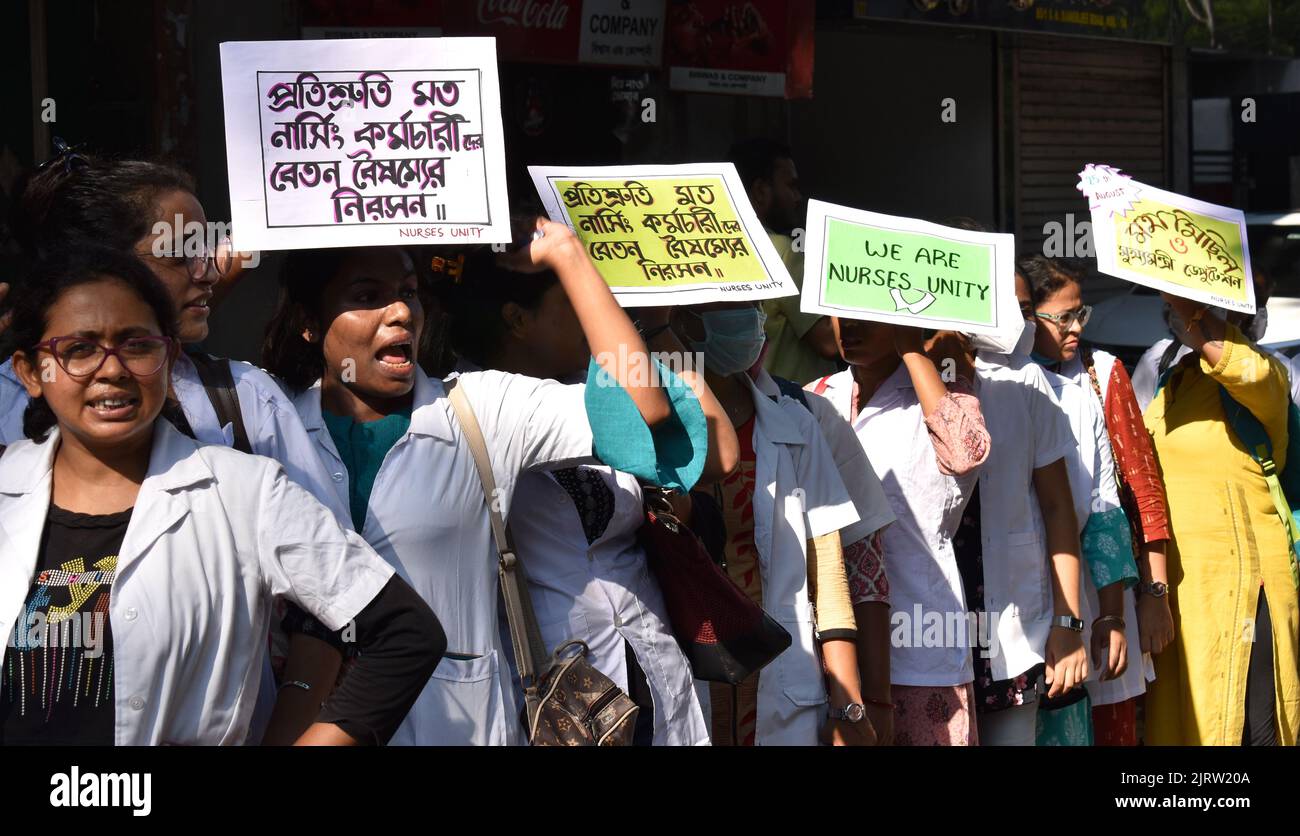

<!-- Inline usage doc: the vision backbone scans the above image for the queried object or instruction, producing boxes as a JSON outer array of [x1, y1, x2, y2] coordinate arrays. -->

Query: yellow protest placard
[[530, 164, 796, 306], [1079, 164, 1255, 313]]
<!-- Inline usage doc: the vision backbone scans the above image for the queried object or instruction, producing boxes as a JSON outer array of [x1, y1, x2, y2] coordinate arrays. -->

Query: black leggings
[[625, 642, 656, 746], [1243, 587, 1277, 746]]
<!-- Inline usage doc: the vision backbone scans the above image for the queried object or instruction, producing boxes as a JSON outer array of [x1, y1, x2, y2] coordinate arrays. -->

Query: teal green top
[[584, 356, 708, 493], [322, 406, 412, 532], [1081, 505, 1139, 591]]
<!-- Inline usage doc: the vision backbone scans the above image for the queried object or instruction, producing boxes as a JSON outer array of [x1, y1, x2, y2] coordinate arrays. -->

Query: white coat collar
[[0, 420, 212, 599], [0, 419, 212, 496], [747, 369, 807, 446], [294, 367, 455, 443]]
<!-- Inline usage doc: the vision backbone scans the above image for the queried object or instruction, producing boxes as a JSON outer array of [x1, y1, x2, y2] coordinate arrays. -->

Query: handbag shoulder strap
[[444, 377, 549, 686], [186, 350, 253, 454], [1218, 384, 1300, 586]]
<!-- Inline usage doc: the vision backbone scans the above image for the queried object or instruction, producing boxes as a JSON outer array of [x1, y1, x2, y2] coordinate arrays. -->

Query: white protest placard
[[219, 38, 511, 251], [799, 199, 1019, 336], [529, 163, 796, 307], [1078, 163, 1255, 313]]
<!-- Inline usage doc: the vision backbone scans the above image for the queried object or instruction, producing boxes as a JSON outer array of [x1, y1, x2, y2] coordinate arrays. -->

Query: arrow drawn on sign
[[890, 288, 937, 315]]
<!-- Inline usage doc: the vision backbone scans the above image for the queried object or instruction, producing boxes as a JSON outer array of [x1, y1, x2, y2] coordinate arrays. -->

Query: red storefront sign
[[664, 0, 814, 98]]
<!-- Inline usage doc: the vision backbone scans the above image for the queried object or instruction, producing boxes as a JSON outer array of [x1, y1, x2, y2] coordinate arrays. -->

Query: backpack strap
[[1218, 385, 1300, 587], [1157, 338, 1184, 381], [1152, 354, 1188, 401], [186, 351, 252, 454]]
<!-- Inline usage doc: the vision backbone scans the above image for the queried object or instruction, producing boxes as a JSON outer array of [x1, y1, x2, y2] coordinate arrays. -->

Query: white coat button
[[124, 607, 138, 621], [129, 696, 145, 711], [333, 472, 344, 482]]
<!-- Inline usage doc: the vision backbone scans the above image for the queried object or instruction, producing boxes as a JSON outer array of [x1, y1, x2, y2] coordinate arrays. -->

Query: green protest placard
[[801, 199, 1018, 335]]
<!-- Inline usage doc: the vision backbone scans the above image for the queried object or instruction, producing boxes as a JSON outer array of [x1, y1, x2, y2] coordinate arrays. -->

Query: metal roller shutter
[[1013, 36, 1169, 258]]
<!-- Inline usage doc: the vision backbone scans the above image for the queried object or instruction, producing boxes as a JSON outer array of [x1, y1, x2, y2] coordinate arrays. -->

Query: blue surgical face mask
[[687, 307, 768, 376]]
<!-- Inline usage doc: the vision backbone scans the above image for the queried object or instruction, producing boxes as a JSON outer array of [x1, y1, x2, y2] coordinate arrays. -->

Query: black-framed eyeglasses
[[31, 335, 176, 378], [1035, 306, 1093, 331]]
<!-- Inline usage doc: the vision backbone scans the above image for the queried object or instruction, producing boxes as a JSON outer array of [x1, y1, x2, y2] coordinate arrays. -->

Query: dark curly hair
[[13, 152, 195, 259], [10, 247, 179, 442]]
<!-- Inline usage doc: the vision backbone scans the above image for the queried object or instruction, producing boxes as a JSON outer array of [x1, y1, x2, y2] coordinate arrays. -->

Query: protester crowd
[[0, 134, 1294, 747]]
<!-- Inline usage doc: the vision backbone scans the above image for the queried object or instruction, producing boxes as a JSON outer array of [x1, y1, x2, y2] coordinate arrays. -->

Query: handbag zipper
[[584, 688, 623, 732]]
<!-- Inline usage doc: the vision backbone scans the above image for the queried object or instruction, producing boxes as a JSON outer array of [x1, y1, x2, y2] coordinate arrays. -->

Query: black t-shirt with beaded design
[[1, 505, 131, 746]]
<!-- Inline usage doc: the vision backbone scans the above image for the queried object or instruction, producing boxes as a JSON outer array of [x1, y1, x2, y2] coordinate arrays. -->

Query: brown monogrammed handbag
[[527, 640, 639, 746], [447, 379, 639, 747]]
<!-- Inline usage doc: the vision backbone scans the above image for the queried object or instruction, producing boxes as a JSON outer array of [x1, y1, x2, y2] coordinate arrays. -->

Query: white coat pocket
[[775, 617, 826, 708], [1004, 530, 1050, 620], [400, 650, 504, 746]]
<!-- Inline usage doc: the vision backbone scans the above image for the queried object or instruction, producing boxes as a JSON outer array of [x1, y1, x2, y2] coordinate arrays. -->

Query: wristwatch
[[1052, 615, 1085, 633], [1139, 581, 1169, 598], [830, 703, 866, 723]]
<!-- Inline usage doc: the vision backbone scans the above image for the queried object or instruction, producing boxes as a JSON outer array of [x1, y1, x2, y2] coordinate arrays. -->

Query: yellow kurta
[[1144, 323, 1300, 745]]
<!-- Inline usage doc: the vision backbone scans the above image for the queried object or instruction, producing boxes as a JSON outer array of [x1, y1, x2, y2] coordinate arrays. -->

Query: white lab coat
[[0, 354, 342, 742], [753, 370, 896, 548], [1053, 353, 1154, 705], [0, 421, 394, 745], [813, 366, 981, 687], [693, 374, 860, 746], [291, 367, 598, 746], [509, 466, 710, 745], [973, 351, 1076, 681]]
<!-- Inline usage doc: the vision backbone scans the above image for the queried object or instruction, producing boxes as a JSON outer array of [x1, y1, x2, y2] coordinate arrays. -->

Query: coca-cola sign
[[445, 0, 580, 63], [475, 0, 571, 30]]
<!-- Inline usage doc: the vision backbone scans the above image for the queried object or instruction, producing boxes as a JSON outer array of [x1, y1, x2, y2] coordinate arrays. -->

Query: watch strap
[[1053, 615, 1084, 632]]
